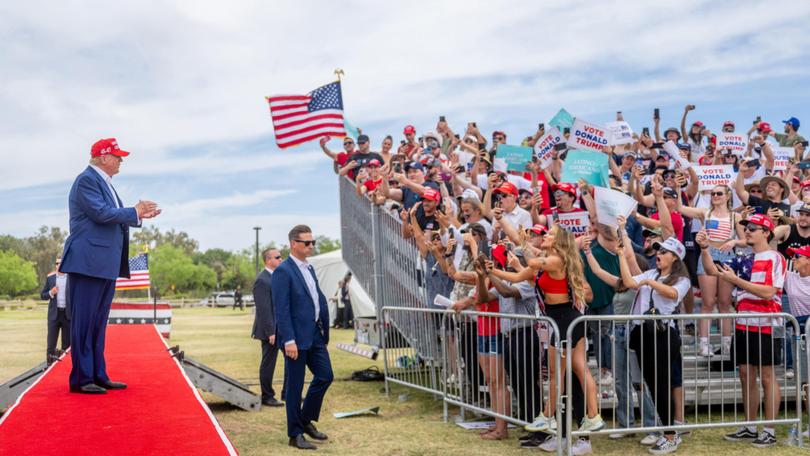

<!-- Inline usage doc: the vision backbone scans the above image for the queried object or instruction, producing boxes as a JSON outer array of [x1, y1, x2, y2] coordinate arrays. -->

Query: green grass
[[1, 307, 808, 455]]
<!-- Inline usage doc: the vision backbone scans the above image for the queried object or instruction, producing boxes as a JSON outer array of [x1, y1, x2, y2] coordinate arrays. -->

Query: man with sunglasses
[[698, 214, 785, 448], [339, 134, 384, 181], [735, 161, 791, 222], [319, 136, 356, 173], [252, 248, 284, 408], [40, 257, 71, 364], [273, 225, 333, 450]]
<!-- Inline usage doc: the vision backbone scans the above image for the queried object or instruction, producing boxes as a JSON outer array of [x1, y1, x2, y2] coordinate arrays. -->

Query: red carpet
[[0, 325, 237, 455]]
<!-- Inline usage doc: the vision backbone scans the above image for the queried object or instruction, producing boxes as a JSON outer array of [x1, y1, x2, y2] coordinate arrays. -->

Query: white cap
[[652, 237, 686, 260]]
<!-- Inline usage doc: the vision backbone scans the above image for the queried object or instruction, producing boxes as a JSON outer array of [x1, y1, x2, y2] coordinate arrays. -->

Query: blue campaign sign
[[497, 144, 533, 171], [560, 149, 610, 187], [549, 108, 574, 132]]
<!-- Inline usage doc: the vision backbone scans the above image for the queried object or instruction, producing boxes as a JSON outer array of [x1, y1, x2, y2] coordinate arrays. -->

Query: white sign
[[716, 133, 748, 153], [566, 118, 609, 151], [693, 165, 736, 191], [533, 127, 563, 169], [556, 211, 590, 238], [605, 121, 635, 146], [493, 157, 508, 173], [773, 146, 794, 172], [594, 187, 638, 229], [663, 140, 691, 170]]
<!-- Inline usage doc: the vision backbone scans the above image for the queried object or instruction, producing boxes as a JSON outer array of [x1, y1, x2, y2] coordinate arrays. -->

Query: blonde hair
[[548, 225, 587, 306]]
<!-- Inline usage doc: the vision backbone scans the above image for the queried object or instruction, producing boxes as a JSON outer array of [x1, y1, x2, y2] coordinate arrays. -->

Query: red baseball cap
[[552, 182, 577, 196], [787, 245, 810, 258], [492, 130, 507, 139], [723, 120, 735, 127], [757, 122, 772, 133], [801, 180, 810, 189], [491, 244, 507, 268], [740, 214, 775, 231], [530, 224, 548, 235], [368, 159, 381, 167], [692, 121, 705, 127], [91, 138, 130, 158], [421, 188, 441, 202], [494, 182, 519, 197], [403, 125, 416, 135]]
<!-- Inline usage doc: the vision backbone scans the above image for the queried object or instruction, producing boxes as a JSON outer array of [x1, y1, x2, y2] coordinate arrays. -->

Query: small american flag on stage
[[116, 254, 150, 290], [267, 81, 346, 149]]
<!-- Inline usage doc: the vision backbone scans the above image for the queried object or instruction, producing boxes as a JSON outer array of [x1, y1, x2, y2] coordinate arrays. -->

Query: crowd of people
[[323, 107, 810, 455]]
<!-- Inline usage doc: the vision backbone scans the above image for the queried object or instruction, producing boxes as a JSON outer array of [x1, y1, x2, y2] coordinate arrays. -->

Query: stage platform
[[0, 325, 237, 455]]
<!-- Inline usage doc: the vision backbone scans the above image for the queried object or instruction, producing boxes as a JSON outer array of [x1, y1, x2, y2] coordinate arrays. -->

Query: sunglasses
[[711, 191, 726, 197], [293, 239, 317, 247], [750, 188, 762, 193], [358, 140, 368, 145], [344, 142, 354, 146], [744, 225, 765, 233], [273, 256, 282, 260], [553, 190, 570, 198]]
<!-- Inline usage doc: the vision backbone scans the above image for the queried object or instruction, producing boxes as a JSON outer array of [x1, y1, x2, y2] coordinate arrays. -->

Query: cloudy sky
[[2, 0, 810, 251]]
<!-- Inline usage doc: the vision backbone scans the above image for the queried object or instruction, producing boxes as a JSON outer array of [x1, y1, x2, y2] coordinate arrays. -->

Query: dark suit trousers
[[284, 326, 333, 438], [46, 308, 71, 362], [260, 339, 281, 401], [68, 273, 115, 388]]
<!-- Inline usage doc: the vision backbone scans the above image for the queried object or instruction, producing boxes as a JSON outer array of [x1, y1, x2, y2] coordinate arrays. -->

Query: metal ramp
[[0, 361, 49, 413]]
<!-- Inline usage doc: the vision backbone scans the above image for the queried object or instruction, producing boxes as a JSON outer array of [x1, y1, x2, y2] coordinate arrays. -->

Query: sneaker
[[722, 339, 732, 356], [648, 436, 679, 454], [519, 435, 546, 449], [640, 433, 660, 445], [599, 371, 614, 386], [525, 413, 557, 433], [803, 428, 809, 439], [572, 438, 593, 455], [699, 342, 713, 357], [751, 430, 776, 448], [578, 414, 606, 433], [539, 436, 561, 452], [724, 427, 758, 442], [673, 419, 691, 436], [786, 368, 795, 380]]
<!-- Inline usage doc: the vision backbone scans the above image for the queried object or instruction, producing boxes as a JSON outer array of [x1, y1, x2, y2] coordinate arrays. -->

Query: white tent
[[308, 249, 375, 321]]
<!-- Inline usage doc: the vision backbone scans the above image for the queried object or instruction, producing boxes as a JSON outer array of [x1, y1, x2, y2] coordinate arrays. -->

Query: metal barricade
[[382, 306, 565, 456], [564, 312, 803, 454]]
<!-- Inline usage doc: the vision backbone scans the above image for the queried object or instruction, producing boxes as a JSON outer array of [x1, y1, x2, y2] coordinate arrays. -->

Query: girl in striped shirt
[[676, 185, 746, 357]]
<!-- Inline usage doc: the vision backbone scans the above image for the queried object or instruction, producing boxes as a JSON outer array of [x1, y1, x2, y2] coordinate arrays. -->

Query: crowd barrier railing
[[564, 312, 803, 454]]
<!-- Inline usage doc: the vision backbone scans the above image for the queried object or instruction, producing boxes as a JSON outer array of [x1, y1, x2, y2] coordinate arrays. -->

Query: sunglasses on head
[[293, 239, 317, 247]]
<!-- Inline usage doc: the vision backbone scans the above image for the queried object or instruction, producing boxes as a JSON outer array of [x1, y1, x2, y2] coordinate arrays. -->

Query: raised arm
[[734, 160, 751, 205], [583, 236, 621, 288]]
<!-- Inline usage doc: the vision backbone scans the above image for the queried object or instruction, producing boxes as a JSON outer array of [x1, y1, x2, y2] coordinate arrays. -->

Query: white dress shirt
[[90, 164, 121, 208], [265, 267, 275, 276], [290, 255, 320, 322], [54, 274, 67, 309]]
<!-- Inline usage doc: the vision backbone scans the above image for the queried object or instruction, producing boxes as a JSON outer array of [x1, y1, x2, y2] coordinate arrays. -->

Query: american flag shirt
[[729, 250, 786, 334]]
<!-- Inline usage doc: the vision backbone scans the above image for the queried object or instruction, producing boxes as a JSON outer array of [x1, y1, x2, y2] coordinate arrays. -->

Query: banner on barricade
[[556, 211, 590, 237], [549, 108, 574, 132], [773, 147, 793, 172], [594, 187, 638, 229], [497, 144, 533, 171], [716, 133, 749, 153], [566, 118, 609, 151], [534, 127, 563, 169], [605, 121, 635, 146], [694, 165, 736, 191], [560, 149, 609, 187]]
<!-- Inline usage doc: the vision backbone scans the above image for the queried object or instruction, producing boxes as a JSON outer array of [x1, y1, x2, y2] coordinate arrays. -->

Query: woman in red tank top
[[491, 225, 604, 434]]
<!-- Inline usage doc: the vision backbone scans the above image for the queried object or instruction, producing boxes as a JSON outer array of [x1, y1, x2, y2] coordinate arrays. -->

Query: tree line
[[0, 226, 340, 298]]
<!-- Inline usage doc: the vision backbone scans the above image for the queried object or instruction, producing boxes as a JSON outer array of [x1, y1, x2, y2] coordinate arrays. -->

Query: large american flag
[[115, 254, 151, 290], [267, 81, 346, 149]]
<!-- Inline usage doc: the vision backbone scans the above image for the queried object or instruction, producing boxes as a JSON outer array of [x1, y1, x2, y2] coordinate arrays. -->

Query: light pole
[[253, 226, 262, 275]]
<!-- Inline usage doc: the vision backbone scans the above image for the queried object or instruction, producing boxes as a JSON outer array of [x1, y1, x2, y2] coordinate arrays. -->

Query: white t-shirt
[[631, 269, 691, 328], [502, 206, 533, 230], [784, 271, 810, 318]]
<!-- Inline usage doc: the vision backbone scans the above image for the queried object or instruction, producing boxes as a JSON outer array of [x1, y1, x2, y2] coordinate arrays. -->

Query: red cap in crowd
[[740, 214, 775, 231], [403, 125, 416, 135], [421, 188, 441, 202], [787, 245, 810, 258], [368, 159, 381, 167], [494, 182, 519, 197], [552, 182, 577, 196], [723, 120, 735, 127], [91, 138, 130, 158], [530, 224, 548, 235], [692, 121, 705, 127], [757, 122, 772, 134], [801, 180, 810, 189], [491, 244, 507, 268], [492, 130, 507, 139]]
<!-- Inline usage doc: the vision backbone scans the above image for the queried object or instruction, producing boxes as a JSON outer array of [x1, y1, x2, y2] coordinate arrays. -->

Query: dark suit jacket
[[272, 257, 330, 350], [40, 273, 72, 321], [59, 166, 140, 280], [252, 269, 275, 340]]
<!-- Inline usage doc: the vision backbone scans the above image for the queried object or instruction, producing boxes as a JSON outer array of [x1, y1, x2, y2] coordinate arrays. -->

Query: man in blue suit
[[59, 138, 161, 394], [272, 225, 333, 450], [40, 257, 72, 364]]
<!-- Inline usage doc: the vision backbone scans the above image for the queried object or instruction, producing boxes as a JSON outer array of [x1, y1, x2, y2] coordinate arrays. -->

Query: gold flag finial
[[334, 69, 344, 82]]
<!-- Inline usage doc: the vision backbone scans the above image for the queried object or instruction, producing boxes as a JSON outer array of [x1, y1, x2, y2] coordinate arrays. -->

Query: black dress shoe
[[96, 380, 127, 390], [288, 434, 317, 450], [262, 397, 284, 407], [303, 423, 328, 441], [70, 384, 107, 394]]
